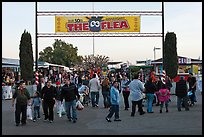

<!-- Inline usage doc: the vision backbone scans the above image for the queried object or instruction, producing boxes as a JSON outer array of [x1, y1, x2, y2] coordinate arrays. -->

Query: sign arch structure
[[35, 2, 164, 70]]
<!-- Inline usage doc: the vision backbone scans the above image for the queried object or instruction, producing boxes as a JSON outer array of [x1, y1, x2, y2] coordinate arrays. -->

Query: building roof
[[107, 61, 122, 65], [2, 58, 20, 66], [2, 57, 72, 72], [136, 56, 202, 65], [154, 56, 201, 62]]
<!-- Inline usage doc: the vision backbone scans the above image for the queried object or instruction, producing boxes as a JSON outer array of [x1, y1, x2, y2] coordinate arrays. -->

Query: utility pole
[[92, 2, 95, 56], [35, 2, 38, 71], [162, 2, 165, 70]]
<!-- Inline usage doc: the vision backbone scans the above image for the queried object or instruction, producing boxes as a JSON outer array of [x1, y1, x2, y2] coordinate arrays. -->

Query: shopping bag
[[76, 100, 84, 110], [60, 104, 66, 115], [27, 105, 33, 120]]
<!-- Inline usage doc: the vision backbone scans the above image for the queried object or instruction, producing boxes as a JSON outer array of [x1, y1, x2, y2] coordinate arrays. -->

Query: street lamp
[[153, 47, 161, 72]]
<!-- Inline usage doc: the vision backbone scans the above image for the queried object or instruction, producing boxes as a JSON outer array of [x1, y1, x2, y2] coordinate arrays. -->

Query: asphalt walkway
[[2, 91, 202, 135]]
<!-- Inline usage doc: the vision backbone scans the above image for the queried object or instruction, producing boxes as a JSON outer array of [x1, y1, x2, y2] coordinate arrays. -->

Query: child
[[156, 84, 170, 113], [31, 91, 41, 122]]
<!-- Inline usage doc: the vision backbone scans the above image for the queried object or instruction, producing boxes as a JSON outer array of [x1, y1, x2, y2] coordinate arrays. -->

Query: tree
[[39, 39, 82, 67], [82, 54, 109, 70], [19, 30, 34, 83], [163, 32, 178, 79], [39, 46, 53, 63]]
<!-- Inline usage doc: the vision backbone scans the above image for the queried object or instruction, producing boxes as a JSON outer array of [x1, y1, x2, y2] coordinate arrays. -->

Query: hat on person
[[56, 81, 61, 85]]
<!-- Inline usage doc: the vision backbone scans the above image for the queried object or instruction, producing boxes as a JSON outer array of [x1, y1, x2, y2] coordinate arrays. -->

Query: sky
[[2, 2, 202, 65]]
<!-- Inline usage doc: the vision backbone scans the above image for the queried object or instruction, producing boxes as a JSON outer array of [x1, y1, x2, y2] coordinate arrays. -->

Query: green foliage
[[128, 66, 141, 80], [163, 32, 178, 79], [19, 30, 34, 82], [39, 39, 82, 67], [82, 55, 109, 70]]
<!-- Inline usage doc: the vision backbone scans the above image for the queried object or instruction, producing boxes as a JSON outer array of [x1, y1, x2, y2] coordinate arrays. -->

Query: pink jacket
[[156, 88, 170, 102]]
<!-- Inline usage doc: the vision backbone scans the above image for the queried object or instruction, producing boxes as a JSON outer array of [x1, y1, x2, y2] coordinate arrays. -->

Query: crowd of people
[[11, 68, 200, 126]]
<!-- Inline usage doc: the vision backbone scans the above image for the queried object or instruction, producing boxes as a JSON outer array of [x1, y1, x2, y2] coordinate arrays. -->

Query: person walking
[[55, 81, 64, 117], [154, 76, 163, 106], [129, 73, 146, 116], [144, 77, 157, 113], [41, 80, 56, 123], [12, 81, 31, 126], [61, 78, 80, 123], [197, 76, 202, 95], [156, 84, 170, 113], [121, 75, 130, 110], [175, 76, 189, 111], [89, 73, 101, 107], [105, 81, 121, 122], [37, 77, 46, 115], [187, 73, 197, 105], [31, 91, 41, 122], [101, 77, 111, 108]]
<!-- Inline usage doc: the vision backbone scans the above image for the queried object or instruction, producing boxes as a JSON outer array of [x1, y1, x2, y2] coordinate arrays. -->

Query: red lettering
[[66, 24, 74, 31], [74, 24, 82, 31], [107, 22, 113, 29], [83, 23, 89, 31], [101, 22, 107, 30], [113, 21, 120, 28], [120, 21, 129, 29]]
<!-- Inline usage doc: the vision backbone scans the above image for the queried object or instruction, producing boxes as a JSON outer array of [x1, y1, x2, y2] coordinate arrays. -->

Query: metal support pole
[[154, 47, 156, 72], [35, 2, 38, 71], [92, 2, 95, 56], [162, 2, 165, 70]]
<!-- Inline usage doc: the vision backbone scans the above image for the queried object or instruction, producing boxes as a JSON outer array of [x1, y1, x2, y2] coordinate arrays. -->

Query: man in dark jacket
[[12, 81, 31, 126], [61, 78, 80, 123], [175, 76, 189, 111], [41, 80, 56, 123], [187, 72, 197, 105]]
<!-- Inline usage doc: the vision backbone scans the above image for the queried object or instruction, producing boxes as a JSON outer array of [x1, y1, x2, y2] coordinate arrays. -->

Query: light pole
[[153, 47, 161, 72], [35, 2, 38, 72], [92, 2, 95, 56]]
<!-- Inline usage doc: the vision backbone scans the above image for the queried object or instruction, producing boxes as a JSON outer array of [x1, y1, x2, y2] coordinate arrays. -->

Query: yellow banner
[[55, 16, 140, 32]]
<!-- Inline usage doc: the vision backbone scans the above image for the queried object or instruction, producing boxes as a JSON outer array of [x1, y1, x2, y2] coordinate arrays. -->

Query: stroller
[[78, 85, 90, 106], [182, 90, 194, 107], [187, 90, 194, 106]]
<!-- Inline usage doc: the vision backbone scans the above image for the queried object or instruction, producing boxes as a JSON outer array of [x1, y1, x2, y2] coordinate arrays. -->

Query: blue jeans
[[146, 93, 154, 112], [90, 92, 99, 107], [33, 106, 40, 120], [107, 105, 119, 119], [102, 92, 110, 107], [65, 100, 77, 120]]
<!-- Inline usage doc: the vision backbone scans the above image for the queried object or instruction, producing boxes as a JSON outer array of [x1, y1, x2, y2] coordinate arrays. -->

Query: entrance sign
[[55, 16, 140, 32]]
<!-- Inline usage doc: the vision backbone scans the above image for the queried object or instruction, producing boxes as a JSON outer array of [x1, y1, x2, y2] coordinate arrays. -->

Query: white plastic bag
[[27, 105, 33, 120], [60, 103, 66, 115], [76, 100, 84, 110]]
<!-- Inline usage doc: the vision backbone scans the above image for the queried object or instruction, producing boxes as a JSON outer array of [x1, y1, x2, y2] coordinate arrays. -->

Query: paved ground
[[2, 90, 202, 135]]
